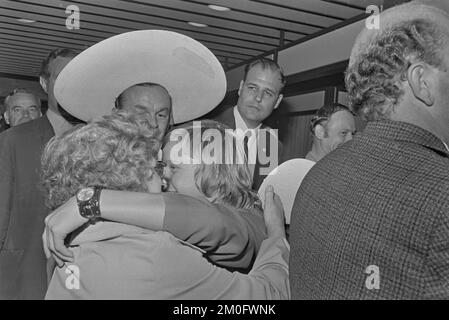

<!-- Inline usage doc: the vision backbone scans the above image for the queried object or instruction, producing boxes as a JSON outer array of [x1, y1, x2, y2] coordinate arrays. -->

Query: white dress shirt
[[233, 106, 261, 178]]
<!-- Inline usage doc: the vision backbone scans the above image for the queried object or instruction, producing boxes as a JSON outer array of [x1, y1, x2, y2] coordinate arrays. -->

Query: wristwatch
[[76, 186, 102, 221]]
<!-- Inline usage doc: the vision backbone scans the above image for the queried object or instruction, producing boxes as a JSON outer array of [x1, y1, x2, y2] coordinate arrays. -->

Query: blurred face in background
[[4, 92, 41, 126], [319, 110, 356, 154]]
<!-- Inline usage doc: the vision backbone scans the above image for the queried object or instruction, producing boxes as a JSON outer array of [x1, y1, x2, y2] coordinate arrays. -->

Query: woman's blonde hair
[[164, 120, 261, 211]]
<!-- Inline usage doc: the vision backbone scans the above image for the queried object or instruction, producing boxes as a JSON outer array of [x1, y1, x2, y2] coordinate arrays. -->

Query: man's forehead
[[244, 69, 283, 96], [328, 110, 354, 125], [9, 92, 39, 104], [246, 65, 282, 83]]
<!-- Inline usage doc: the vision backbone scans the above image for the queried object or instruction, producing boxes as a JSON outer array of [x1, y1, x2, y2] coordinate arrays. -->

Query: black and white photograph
[[0, 0, 449, 306]]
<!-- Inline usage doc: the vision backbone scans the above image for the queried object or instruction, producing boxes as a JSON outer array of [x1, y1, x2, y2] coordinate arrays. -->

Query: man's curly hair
[[41, 106, 160, 210], [345, 19, 448, 121]]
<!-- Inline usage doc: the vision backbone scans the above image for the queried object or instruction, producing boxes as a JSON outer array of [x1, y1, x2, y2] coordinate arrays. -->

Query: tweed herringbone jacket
[[289, 120, 449, 299]]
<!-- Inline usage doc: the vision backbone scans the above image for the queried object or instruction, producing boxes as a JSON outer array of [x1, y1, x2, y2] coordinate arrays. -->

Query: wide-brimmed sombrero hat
[[54, 30, 226, 123]]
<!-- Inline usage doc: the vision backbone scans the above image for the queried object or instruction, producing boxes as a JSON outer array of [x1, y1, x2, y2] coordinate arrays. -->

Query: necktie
[[243, 134, 249, 160]]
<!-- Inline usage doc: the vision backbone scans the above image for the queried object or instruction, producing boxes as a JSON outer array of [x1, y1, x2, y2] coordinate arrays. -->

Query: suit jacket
[[213, 106, 284, 190], [0, 115, 54, 299], [289, 120, 449, 299], [0, 116, 8, 134]]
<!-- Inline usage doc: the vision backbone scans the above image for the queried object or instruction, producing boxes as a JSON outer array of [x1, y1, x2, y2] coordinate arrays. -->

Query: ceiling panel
[[0, 0, 376, 78]]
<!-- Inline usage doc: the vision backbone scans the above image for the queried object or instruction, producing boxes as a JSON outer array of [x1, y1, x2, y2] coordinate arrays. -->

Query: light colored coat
[[46, 220, 290, 300]]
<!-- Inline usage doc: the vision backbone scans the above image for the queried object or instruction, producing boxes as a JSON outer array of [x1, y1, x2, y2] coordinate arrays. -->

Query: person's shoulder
[[212, 105, 235, 126], [0, 122, 21, 145], [424, 155, 449, 194], [259, 123, 282, 150], [1, 117, 48, 142], [236, 205, 263, 217], [217, 204, 265, 225]]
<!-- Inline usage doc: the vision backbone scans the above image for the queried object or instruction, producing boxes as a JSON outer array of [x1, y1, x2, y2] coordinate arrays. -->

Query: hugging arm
[[163, 193, 266, 269], [44, 190, 266, 270], [158, 186, 288, 299]]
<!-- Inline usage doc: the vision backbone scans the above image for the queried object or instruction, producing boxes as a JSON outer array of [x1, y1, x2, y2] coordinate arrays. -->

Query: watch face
[[78, 188, 95, 202]]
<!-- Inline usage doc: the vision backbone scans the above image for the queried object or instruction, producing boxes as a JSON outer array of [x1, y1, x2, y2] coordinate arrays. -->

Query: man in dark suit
[[290, 0, 449, 299], [214, 58, 285, 190], [0, 48, 78, 299]]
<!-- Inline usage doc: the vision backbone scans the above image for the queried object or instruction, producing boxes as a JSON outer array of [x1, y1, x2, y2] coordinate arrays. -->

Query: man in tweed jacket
[[289, 0, 449, 299]]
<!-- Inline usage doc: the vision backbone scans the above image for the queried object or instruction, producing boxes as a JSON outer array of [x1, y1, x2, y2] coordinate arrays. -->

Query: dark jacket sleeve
[[0, 132, 13, 250], [162, 193, 266, 269], [278, 138, 286, 164]]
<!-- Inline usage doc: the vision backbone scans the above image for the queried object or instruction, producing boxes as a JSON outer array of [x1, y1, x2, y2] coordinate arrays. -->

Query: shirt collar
[[233, 106, 262, 132]]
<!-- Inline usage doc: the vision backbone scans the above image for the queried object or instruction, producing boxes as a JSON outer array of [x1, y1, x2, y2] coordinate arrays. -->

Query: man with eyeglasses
[[2, 88, 42, 128], [305, 103, 356, 163]]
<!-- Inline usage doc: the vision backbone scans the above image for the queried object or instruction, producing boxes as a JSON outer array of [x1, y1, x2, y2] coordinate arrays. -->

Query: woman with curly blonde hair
[[41, 106, 161, 211]]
